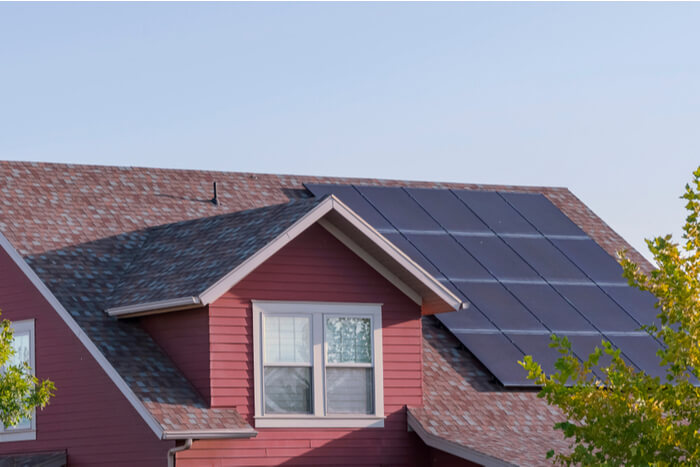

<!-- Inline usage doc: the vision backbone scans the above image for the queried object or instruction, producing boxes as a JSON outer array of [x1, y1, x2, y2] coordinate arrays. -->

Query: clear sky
[[1, 2, 698, 262]]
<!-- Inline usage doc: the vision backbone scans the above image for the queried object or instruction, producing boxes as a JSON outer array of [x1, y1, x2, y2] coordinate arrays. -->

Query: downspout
[[168, 438, 193, 467]]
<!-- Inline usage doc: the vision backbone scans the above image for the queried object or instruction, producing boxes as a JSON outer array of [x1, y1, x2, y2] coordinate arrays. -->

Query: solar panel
[[504, 237, 590, 282], [506, 333, 561, 376], [563, 334, 611, 379], [552, 238, 627, 284], [603, 286, 660, 328], [435, 308, 498, 332], [381, 232, 444, 279], [355, 186, 442, 232], [304, 184, 394, 230], [501, 192, 586, 237], [504, 284, 595, 332], [306, 183, 666, 387], [452, 332, 529, 386], [405, 233, 492, 280], [455, 236, 540, 281], [406, 188, 491, 234], [455, 282, 546, 331], [554, 285, 641, 332], [605, 335, 666, 379], [453, 190, 538, 235]]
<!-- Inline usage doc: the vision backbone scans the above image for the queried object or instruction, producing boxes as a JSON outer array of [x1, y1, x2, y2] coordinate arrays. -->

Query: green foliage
[[520, 167, 700, 466], [0, 314, 54, 428]]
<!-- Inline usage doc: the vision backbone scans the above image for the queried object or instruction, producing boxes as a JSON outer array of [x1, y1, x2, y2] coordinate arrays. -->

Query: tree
[[0, 314, 54, 428], [520, 167, 700, 466]]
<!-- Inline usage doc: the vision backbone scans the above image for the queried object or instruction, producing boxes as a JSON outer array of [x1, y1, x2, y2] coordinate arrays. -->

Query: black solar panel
[[501, 192, 585, 237], [304, 184, 394, 230], [504, 237, 590, 282], [552, 238, 627, 284], [506, 333, 561, 376], [355, 186, 441, 231], [406, 233, 491, 280], [605, 335, 665, 379], [406, 188, 490, 234], [455, 282, 546, 331], [504, 283, 595, 332], [453, 190, 538, 235], [455, 236, 540, 281], [452, 332, 528, 386], [305, 183, 666, 387], [435, 308, 498, 332], [603, 286, 660, 328], [554, 285, 641, 332]]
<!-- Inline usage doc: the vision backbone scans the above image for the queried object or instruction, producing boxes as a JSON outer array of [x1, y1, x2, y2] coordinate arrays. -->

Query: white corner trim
[[318, 219, 422, 306], [106, 296, 201, 317], [328, 197, 464, 311], [0, 233, 165, 439], [406, 411, 515, 467], [162, 428, 257, 440], [197, 197, 336, 306]]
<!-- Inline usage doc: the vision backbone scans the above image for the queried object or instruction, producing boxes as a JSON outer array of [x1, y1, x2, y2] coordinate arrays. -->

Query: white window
[[0, 319, 36, 442], [253, 301, 384, 428]]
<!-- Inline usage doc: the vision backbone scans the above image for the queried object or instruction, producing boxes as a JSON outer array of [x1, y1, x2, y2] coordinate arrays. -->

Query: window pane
[[264, 367, 312, 414], [9, 333, 29, 367], [264, 316, 310, 364], [326, 317, 371, 364], [326, 368, 373, 414]]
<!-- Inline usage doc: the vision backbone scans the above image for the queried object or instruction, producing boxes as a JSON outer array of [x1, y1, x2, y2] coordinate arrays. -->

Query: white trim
[[255, 416, 384, 428], [0, 233, 165, 439], [252, 301, 385, 428], [318, 219, 422, 305], [106, 296, 201, 317], [162, 429, 257, 440], [0, 319, 37, 443], [407, 411, 515, 467]]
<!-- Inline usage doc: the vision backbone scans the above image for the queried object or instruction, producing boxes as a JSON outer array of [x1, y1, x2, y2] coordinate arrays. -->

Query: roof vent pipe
[[211, 182, 219, 206]]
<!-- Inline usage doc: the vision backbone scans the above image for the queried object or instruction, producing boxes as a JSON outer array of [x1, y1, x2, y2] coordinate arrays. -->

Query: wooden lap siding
[[142, 307, 211, 402], [178, 224, 428, 466], [0, 248, 173, 466]]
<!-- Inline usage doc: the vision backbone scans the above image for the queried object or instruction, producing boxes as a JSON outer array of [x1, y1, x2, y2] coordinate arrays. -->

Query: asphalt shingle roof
[[0, 161, 653, 458]]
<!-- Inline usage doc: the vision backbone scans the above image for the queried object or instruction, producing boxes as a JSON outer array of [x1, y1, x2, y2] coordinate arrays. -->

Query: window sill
[[255, 415, 385, 428], [0, 430, 35, 442]]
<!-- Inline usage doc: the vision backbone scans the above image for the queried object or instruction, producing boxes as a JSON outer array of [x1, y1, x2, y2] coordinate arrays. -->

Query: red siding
[[427, 448, 481, 467], [180, 224, 429, 466], [141, 307, 211, 402], [0, 247, 173, 466]]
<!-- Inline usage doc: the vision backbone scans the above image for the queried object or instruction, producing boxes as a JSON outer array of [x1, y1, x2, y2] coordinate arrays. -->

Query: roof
[[0, 161, 654, 461], [409, 317, 571, 466]]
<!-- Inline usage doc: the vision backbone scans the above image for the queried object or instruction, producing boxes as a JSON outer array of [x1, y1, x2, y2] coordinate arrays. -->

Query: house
[[0, 161, 658, 466]]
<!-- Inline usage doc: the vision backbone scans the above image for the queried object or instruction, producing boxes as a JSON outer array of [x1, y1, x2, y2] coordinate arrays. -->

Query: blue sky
[[1, 2, 698, 261]]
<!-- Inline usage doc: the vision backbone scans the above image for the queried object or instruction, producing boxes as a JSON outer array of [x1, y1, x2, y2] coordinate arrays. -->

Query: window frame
[[252, 301, 385, 428], [0, 319, 36, 442]]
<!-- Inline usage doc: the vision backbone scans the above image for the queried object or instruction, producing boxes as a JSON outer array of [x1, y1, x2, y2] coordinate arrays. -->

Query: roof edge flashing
[[407, 411, 514, 467], [106, 296, 202, 318], [162, 428, 258, 440]]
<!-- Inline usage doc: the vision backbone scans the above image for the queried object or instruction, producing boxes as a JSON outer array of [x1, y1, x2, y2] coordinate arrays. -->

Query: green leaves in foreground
[[0, 316, 54, 429], [519, 167, 700, 466]]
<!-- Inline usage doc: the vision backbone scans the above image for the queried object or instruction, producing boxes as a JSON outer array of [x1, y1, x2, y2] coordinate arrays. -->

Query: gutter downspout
[[168, 438, 193, 467]]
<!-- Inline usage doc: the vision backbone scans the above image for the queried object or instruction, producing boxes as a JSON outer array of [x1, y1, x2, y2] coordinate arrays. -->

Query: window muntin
[[0, 320, 36, 441], [253, 301, 384, 428]]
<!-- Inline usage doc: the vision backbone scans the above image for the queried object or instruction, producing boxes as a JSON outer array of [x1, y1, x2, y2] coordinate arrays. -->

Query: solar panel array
[[306, 184, 663, 386]]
